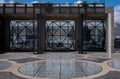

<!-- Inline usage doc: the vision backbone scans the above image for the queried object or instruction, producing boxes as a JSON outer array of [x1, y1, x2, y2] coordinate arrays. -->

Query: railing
[[0, 3, 105, 14]]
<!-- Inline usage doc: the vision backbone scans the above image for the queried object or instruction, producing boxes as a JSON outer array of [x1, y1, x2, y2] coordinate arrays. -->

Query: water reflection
[[19, 60, 102, 78]]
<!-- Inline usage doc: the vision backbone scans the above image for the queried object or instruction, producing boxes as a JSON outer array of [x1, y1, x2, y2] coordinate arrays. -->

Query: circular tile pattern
[[108, 60, 120, 70], [37, 53, 83, 59], [0, 53, 32, 59], [19, 60, 102, 78], [0, 61, 12, 70]]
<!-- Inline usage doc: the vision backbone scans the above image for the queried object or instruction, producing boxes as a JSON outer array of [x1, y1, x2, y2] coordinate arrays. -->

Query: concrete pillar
[[111, 12, 115, 53], [107, 13, 112, 58], [75, 17, 79, 50], [75, 15, 83, 53], [4, 18, 10, 52], [0, 17, 5, 53], [0, 16, 10, 53], [37, 14, 46, 54], [105, 7, 114, 54]]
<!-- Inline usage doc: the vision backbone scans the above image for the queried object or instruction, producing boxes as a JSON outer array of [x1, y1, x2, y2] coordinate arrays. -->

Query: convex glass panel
[[83, 20, 106, 51], [46, 20, 75, 51], [10, 20, 37, 51]]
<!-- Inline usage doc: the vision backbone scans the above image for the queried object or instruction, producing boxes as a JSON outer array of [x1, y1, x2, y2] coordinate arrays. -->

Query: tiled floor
[[1, 52, 120, 79]]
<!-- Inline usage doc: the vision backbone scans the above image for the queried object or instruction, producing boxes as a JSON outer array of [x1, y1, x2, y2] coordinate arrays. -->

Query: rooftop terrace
[[0, 52, 120, 79]]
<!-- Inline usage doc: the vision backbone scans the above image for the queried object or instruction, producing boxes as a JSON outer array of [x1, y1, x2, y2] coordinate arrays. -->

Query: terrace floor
[[0, 52, 120, 79]]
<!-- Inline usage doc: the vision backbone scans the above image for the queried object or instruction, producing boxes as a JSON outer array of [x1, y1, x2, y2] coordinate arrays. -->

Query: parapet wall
[[0, 3, 105, 14]]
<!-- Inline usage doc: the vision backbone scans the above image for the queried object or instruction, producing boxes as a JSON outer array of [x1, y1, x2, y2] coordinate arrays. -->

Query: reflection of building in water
[[0, 2, 114, 53]]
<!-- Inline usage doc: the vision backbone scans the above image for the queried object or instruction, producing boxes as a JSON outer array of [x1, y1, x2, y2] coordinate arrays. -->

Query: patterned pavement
[[0, 52, 120, 79]]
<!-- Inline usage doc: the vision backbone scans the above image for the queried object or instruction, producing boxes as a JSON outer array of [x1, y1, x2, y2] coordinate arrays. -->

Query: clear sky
[[4, 0, 120, 7]]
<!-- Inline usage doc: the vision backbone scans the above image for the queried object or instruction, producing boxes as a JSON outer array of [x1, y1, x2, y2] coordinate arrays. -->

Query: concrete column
[[4, 18, 10, 52], [0, 17, 5, 53], [111, 12, 115, 53], [75, 18, 79, 50], [75, 15, 83, 53], [37, 14, 46, 54], [107, 13, 112, 58], [105, 7, 114, 55]]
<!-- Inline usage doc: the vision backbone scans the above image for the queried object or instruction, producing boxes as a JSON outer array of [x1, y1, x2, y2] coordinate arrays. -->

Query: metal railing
[[0, 3, 105, 14]]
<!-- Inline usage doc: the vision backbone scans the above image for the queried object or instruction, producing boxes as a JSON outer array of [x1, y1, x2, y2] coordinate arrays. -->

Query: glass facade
[[83, 20, 106, 51], [10, 19, 106, 51], [10, 20, 37, 51], [46, 20, 75, 51]]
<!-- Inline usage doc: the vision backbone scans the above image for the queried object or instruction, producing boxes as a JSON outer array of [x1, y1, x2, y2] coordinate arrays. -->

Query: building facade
[[0, 3, 114, 54]]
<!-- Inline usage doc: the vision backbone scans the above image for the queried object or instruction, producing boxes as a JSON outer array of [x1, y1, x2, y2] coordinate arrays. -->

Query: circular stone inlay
[[19, 60, 102, 78], [108, 60, 120, 70], [37, 53, 83, 59], [0, 61, 12, 70], [0, 53, 32, 59]]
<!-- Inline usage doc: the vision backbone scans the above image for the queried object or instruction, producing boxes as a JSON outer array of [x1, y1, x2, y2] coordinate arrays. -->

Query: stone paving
[[0, 52, 120, 79]]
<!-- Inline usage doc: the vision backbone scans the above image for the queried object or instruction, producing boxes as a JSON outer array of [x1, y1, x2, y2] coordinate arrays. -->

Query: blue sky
[[3, 0, 120, 7]]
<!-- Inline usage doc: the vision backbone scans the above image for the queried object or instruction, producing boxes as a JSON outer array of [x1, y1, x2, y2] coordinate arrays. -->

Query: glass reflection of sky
[[19, 60, 102, 78], [108, 60, 120, 70]]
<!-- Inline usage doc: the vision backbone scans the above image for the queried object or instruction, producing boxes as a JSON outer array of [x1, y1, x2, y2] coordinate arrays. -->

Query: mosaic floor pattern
[[19, 60, 102, 78], [0, 52, 120, 79]]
